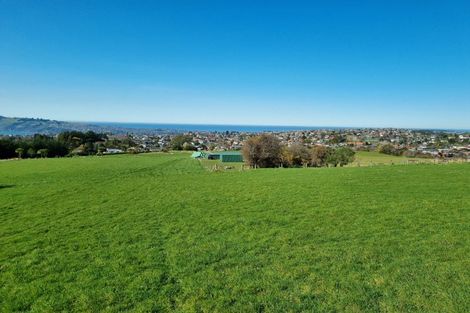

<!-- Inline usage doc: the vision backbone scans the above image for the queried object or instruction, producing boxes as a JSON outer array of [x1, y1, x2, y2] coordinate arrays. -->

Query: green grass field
[[199, 158, 246, 171], [199, 151, 436, 171], [350, 151, 434, 166], [1, 153, 469, 312]]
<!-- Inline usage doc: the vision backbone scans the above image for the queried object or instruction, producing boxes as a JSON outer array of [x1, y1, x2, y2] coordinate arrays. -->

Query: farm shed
[[220, 152, 243, 163], [207, 151, 244, 162], [207, 153, 220, 160], [191, 151, 206, 158]]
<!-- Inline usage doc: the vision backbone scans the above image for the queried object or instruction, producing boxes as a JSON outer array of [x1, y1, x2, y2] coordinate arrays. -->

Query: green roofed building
[[191, 151, 243, 162], [221, 153, 243, 163], [207, 151, 244, 163], [191, 151, 206, 159]]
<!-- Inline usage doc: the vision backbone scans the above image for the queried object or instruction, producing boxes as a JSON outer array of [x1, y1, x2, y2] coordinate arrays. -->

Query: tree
[[242, 134, 282, 168], [327, 147, 355, 167], [97, 145, 106, 155], [330, 133, 346, 144], [336, 147, 355, 166], [27, 148, 36, 158], [71, 145, 86, 156], [285, 144, 311, 167], [0, 139, 17, 159], [378, 144, 403, 156], [182, 142, 197, 151], [84, 141, 95, 155], [15, 148, 24, 159], [326, 150, 339, 167], [37, 149, 48, 158], [127, 147, 139, 154], [0, 131, 125, 159], [310, 146, 331, 167], [170, 135, 193, 150]]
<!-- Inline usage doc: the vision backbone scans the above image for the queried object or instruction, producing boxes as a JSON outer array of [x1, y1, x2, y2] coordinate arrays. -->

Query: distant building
[[104, 148, 123, 154], [191, 151, 206, 159], [207, 151, 244, 162]]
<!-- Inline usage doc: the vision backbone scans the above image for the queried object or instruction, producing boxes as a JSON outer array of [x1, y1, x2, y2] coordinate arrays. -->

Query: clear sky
[[1, 1, 469, 129]]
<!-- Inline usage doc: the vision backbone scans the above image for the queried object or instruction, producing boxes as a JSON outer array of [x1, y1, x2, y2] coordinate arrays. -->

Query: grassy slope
[[0, 153, 469, 312], [0, 116, 18, 128], [199, 151, 434, 171], [350, 151, 433, 166]]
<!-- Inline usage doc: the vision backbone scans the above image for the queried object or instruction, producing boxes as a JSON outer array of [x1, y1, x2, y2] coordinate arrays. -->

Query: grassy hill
[[1, 153, 469, 312], [0, 115, 135, 135], [0, 116, 94, 135]]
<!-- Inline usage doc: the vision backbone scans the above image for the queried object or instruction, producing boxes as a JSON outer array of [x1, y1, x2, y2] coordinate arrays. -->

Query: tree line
[[242, 134, 355, 168], [0, 131, 136, 159], [376, 143, 436, 159]]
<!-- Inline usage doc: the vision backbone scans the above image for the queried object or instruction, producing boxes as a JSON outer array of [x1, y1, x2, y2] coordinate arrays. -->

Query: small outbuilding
[[191, 151, 206, 159], [207, 151, 244, 163]]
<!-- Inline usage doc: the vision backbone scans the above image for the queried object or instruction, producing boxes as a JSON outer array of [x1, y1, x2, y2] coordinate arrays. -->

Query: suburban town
[[122, 128, 470, 160]]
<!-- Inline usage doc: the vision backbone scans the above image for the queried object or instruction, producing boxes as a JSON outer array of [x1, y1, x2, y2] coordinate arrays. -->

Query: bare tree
[[242, 134, 283, 168], [310, 145, 330, 167], [285, 144, 311, 167]]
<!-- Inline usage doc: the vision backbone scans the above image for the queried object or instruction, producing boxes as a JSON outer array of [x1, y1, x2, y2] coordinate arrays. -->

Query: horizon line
[[77, 119, 470, 132], [2, 115, 469, 132]]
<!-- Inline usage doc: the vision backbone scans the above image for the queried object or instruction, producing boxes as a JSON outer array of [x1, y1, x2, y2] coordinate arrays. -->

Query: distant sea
[[93, 122, 345, 133]]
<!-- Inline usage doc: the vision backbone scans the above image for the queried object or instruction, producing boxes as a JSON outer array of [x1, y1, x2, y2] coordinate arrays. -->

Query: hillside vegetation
[[1, 153, 469, 312], [0, 116, 102, 135], [0, 115, 134, 135]]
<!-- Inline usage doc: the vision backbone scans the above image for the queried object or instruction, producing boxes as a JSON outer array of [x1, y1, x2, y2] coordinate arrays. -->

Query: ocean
[[92, 122, 345, 133]]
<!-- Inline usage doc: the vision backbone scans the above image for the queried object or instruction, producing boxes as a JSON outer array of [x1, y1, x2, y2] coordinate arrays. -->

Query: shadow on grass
[[0, 184, 15, 190]]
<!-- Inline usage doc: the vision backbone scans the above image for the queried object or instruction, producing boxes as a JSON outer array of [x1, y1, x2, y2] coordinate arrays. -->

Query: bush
[[182, 142, 197, 151], [329, 147, 355, 167], [378, 144, 404, 156], [310, 146, 331, 167], [284, 144, 311, 167], [242, 137, 355, 168]]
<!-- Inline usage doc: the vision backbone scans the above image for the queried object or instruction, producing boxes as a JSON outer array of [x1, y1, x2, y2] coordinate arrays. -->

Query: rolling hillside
[[1, 153, 469, 312], [0, 115, 141, 135], [0, 115, 109, 135]]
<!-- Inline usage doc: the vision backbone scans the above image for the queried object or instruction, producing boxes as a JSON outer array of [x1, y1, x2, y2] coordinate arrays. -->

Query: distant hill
[[0, 116, 120, 135]]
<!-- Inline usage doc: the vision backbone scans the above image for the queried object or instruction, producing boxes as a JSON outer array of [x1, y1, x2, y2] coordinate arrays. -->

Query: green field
[[199, 151, 434, 171], [350, 151, 434, 166], [199, 158, 246, 171], [1, 153, 469, 312]]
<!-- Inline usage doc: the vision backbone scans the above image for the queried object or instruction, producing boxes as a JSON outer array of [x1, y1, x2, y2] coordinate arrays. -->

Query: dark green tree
[[37, 149, 48, 158], [27, 148, 36, 158], [334, 147, 356, 167], [15, 148, 24, 159]]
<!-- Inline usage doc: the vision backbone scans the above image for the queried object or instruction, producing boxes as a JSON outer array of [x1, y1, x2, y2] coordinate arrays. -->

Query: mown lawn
[[1, 153, 469, 312]]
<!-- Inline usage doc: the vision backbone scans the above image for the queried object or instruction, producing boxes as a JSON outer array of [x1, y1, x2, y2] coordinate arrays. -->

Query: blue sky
[[0, 1, 469, 128]]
